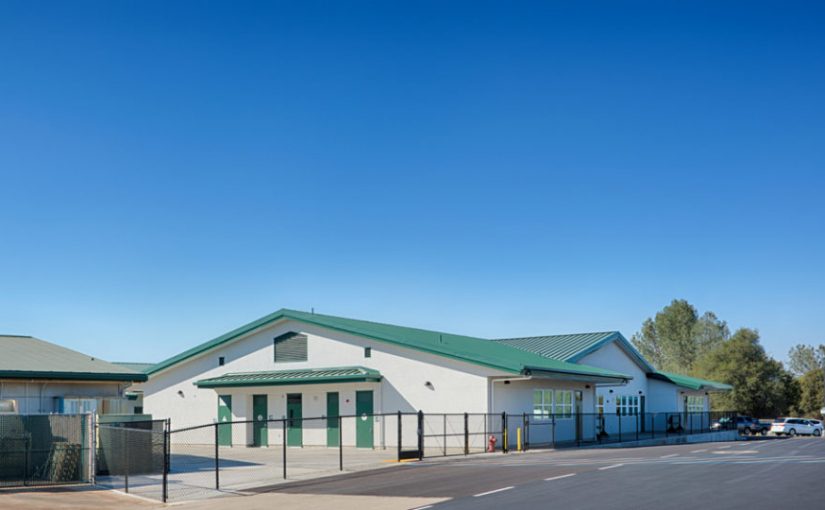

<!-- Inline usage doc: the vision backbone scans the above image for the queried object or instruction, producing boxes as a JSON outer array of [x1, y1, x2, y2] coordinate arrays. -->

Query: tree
[[793, 369, 825, 417], [787, 344, 825, 376], [631, 299, 728, 373], [695, 328, 799, 417]]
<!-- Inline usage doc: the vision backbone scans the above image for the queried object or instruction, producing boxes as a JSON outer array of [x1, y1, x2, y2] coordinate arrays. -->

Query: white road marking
[[545, 473, 577, 481], [660, 453, 679, 458], [599, 463, 624, 470], [411, 506, 433, 510], [716, 445, 732, 449], [474, 487, 514, 497], [690, 449, 707, 453]]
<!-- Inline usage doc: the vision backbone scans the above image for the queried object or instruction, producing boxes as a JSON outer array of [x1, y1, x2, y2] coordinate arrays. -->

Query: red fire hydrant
[[487, 434, 497, 452]]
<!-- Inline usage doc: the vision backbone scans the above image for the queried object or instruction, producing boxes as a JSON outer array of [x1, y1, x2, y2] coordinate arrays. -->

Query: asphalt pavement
[[263, 437, 825, 509]]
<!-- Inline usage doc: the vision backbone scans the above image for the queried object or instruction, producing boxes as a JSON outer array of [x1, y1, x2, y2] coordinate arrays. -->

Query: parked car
[[770, 417, 823, 437], [711, 416, 767, 435], [808, 419, 824, 436]]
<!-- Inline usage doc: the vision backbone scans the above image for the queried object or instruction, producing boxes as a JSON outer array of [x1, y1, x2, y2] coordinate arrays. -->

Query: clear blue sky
[[1, 1, 823, 364]]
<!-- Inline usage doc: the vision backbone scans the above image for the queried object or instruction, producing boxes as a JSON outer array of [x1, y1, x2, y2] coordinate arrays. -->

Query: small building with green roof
[[0, 334, 147, 415], [133, 309, 730, 447]]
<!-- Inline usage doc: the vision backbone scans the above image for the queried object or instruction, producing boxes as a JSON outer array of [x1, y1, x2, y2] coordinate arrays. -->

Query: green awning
[[195, 366, 382, 388], [648, 371, 732, 391]]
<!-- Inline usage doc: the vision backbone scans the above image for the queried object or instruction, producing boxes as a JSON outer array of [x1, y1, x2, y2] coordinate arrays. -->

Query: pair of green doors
[[217, 394, 269, 447], [287, 391, 373, 448], [218, 390, 373, 448]]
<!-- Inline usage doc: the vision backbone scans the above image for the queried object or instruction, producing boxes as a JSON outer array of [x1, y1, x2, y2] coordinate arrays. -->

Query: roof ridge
[[0, 334, 34, 338], [495, 331, 618, 342], [282, 309, 484, 340]]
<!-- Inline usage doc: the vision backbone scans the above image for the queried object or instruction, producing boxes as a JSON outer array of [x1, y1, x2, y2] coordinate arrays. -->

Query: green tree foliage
[[696, 328, 799, 417], [787, 344, 825, 376], [631, 299, 728, 373], [793, 369, 825, 417]]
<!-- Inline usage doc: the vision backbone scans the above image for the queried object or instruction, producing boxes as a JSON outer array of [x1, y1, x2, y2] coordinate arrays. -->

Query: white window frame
[[616, 395, 639, 416], [533, 389, 553, 419], [555, 390, 573, 419], [686, 395, 705, 413]]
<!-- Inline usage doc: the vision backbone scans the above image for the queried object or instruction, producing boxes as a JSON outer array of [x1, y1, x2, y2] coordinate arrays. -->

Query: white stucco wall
[[140, 319, 503, 435]]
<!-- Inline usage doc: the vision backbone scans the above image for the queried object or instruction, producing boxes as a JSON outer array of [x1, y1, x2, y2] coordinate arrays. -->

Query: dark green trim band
[[0, 370, 148, 382]]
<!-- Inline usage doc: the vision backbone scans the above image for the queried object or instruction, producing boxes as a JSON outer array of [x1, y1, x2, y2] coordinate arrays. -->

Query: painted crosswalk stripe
[[545, 473, 577, 481], [599, 463, 624, 470], [474, 487, 514, 497]]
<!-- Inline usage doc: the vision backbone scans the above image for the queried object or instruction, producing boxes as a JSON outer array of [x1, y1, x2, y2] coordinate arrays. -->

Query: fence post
[[551, 414, 556, 449], [120, 424, 129, 494], [635, 412, 639, 442], [651, 414, 655, 439], [339, 415, 343, 471], [214, 423, 220, 490], [282, 419, 287, 479], [618, 409, 622, 442], [417, 411, 424, 461], [464, 413, 469, 455], [162, 419, 169, 503], [522, 413, 528, 451], [501, 412, 507, 453], [443, 414, 447, 456], [397, 411, 402, 462]]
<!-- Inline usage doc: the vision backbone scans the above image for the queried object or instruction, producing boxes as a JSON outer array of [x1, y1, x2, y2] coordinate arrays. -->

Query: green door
[[252, 395, 268, 447], [217, 395, 232, 446], [355, 390, 374, 448], [286, 394, 302, 447], [327, 392, 340, 447]]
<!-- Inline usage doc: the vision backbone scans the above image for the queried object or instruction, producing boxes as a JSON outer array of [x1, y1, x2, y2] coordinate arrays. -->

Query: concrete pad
[[0, 486, 162, 510]]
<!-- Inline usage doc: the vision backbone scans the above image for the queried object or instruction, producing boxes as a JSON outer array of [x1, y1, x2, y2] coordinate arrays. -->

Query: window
[[555, 390, 573, 418], [134, 406, 144, 414], [274, 332, 308, 362], [617, 395, 639, 416], [533, 389, 553, 418], [364, 347, 372, 358], [597, 395, 604, 416], [533, 389, 574, 419], [686, 396, 705, 413], [219, 356, 225, 366], [63, 398, 98, 414]]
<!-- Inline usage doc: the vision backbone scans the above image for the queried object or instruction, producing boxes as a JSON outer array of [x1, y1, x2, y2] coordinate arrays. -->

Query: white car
[[770, 417, 823, 437]]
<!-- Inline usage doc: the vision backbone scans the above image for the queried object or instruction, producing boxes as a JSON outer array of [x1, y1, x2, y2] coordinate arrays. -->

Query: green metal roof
[[494, 331, 655, 372], [648, 371, 732, 391], [0, 335, 148, 382], [196, 366, 382, 388], [113, 362, 156, 373], [148, 309, 632, 383]]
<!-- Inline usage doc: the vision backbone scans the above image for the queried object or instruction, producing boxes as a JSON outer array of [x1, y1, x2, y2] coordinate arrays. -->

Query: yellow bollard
[[517, 427, 522, 452]]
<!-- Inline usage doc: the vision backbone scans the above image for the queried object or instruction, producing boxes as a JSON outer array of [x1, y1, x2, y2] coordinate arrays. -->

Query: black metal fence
[[0, 410, 737, 500], [0, 414, 92, 487], [94, 419, 169, 501]]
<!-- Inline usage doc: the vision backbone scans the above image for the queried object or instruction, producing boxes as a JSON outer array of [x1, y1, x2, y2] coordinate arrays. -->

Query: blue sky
[[1, 1, 823, 364]]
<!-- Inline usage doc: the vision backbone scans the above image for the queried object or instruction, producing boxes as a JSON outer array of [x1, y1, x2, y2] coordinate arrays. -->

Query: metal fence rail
[[0, 414, 92, 487], [0, 410, 737, 500]]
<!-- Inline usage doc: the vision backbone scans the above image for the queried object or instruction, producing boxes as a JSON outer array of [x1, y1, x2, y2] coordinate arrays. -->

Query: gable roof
[[147, 309, 631, 383], [494, 331, 655, 372], [648, 371, 732, 391], [0, 335, 148, 382]]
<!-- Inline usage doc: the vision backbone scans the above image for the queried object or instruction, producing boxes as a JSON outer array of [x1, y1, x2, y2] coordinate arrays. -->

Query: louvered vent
[[273, 332, 308, 362]]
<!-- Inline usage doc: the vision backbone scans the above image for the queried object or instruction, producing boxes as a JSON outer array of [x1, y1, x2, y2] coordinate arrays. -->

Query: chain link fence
[[0, 414, 92, 487]]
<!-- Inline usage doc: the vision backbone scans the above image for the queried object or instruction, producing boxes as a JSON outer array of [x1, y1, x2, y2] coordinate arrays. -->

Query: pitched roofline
[[147, 309, 632, 382], [567, 332, 656, 373], [647, 371, 732, 391], [0, 370, 147, 382]]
